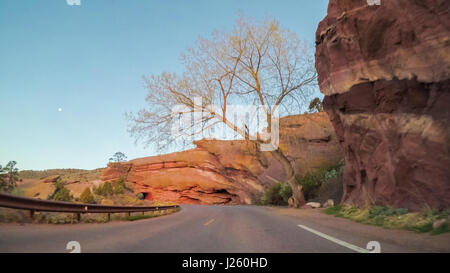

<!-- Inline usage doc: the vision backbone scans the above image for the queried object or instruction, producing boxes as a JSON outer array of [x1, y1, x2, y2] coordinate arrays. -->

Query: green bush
[[79, 187, 95, 204], [113, 179, 126, 194], [369, 206, 409, 218], [95, 179, 128, 196], [409, 222, 433, 233], [324, 205, 449, 235], [298, 161, 344, 200], [95, 182, 114, 196], [279, 183, 292, 202], [113, 184, 124, 194], [431, 223, 450, 235], [136, 193, 145, 200], [102, 182, 113, 196], [49, 180, 73, 202], [258, 183, 292, 206], [324, 169, 338, 181], [299, 172, 322, 200], [324, 205, 343, 215]]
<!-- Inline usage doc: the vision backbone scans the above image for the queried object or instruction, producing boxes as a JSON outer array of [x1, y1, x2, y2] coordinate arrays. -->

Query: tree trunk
[[270, 148, 305, 208]]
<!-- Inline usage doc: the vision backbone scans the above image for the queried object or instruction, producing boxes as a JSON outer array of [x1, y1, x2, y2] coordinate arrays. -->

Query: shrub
[[49, 180, 73, 202], [113, 184, 124, 194], [431, 223, 450, 235], [409, 222, 433, 233], [95, 182, 114, 196], [113, 179, 126, 194], [324, 205, 343, 215], [299, 172, 322, 200], [324, 205, 449, 235], [79, 187, 95, 204], [95, 179, 128, 196], [279, 183, 292, 203], [298, 161, 344, 201], [369, 206, 409, 218], [136, 193, 145, 200], [258, 183, 292, 206]]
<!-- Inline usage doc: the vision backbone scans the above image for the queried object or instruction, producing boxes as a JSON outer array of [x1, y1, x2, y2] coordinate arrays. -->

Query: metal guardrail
[[0, 192, 180, 221]]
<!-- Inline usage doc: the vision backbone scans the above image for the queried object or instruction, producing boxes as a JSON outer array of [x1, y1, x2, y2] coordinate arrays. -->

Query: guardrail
[[0, 192, 180, 221]]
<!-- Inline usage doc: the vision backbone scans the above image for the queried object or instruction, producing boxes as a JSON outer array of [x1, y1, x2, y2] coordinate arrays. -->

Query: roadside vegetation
[[257, 160, 344, 206], [298, 160, 344, 201], [1, 172, 179, 224], [324, 205, 450, 235], [0, 159, 180, 224], [257, 182, 292, 206], [47, 179, 74, 202], [79, 187, 95, 204]]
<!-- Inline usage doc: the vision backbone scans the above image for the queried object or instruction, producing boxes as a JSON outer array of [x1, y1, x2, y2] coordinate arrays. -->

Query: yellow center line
[[204, 218, 215, 226]]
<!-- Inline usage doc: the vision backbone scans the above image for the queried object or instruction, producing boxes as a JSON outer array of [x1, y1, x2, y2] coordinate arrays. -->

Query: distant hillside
[[19, 168, 105, 182]]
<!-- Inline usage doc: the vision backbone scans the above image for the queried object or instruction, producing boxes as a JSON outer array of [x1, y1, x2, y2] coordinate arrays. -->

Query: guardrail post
[[76, 213, 81, 222], [107, 213, 111, 222], [128, 212, 131, 217], [29, 209, 35, 220]]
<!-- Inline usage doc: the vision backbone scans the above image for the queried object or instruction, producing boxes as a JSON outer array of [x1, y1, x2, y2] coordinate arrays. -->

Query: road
[[0, 205, 448, 253]]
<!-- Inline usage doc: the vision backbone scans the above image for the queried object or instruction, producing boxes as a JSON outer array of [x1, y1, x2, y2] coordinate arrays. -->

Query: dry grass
[[324, 205, 450, 235], [0, 206, 180, 224], [19, 168, 104, 182]]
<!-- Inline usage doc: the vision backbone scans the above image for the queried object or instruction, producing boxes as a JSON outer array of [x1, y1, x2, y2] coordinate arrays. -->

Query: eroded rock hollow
[[315, 0, 450, 210]]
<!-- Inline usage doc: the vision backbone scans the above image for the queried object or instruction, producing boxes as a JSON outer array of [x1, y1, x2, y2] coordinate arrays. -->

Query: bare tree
[[109, 152, 127, 163], [128, 16, 317, 207]]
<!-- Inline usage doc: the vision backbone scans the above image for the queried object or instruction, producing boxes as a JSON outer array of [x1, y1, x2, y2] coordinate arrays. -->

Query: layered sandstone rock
[[40, 175, 61, 183], [279, 114, 343, 177], [315, 0, 450, 210], [101, 113, 342, 204]]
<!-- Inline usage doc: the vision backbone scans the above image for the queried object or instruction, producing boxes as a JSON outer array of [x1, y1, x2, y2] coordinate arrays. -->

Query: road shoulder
[[266, 207, 450, 253]]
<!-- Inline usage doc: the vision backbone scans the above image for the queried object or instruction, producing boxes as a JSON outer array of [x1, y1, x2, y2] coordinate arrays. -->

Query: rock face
[[315, 0, 450, 210], [40, 175, 61, 183], [279, 114, 343, 178], [101, 113, 342, 204]]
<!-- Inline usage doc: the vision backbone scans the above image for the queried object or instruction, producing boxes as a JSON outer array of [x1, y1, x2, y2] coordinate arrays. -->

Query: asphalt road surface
[[0, 205, 448, 253]]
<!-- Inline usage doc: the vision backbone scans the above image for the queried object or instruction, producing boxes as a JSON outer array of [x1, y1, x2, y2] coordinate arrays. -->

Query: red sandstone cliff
[[101, 113, 342, 204], [315, 0, 450, 210]]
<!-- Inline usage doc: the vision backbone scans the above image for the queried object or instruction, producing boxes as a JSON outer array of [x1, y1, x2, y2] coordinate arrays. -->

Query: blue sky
[[0, 0, 329, 170]]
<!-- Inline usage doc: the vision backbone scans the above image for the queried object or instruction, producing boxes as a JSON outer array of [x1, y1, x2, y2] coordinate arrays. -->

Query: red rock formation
[[279, 114, 343, 177], [315, 0, 450, 210], [101, 113, 342, 204], [40, 175, 61, 183]]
